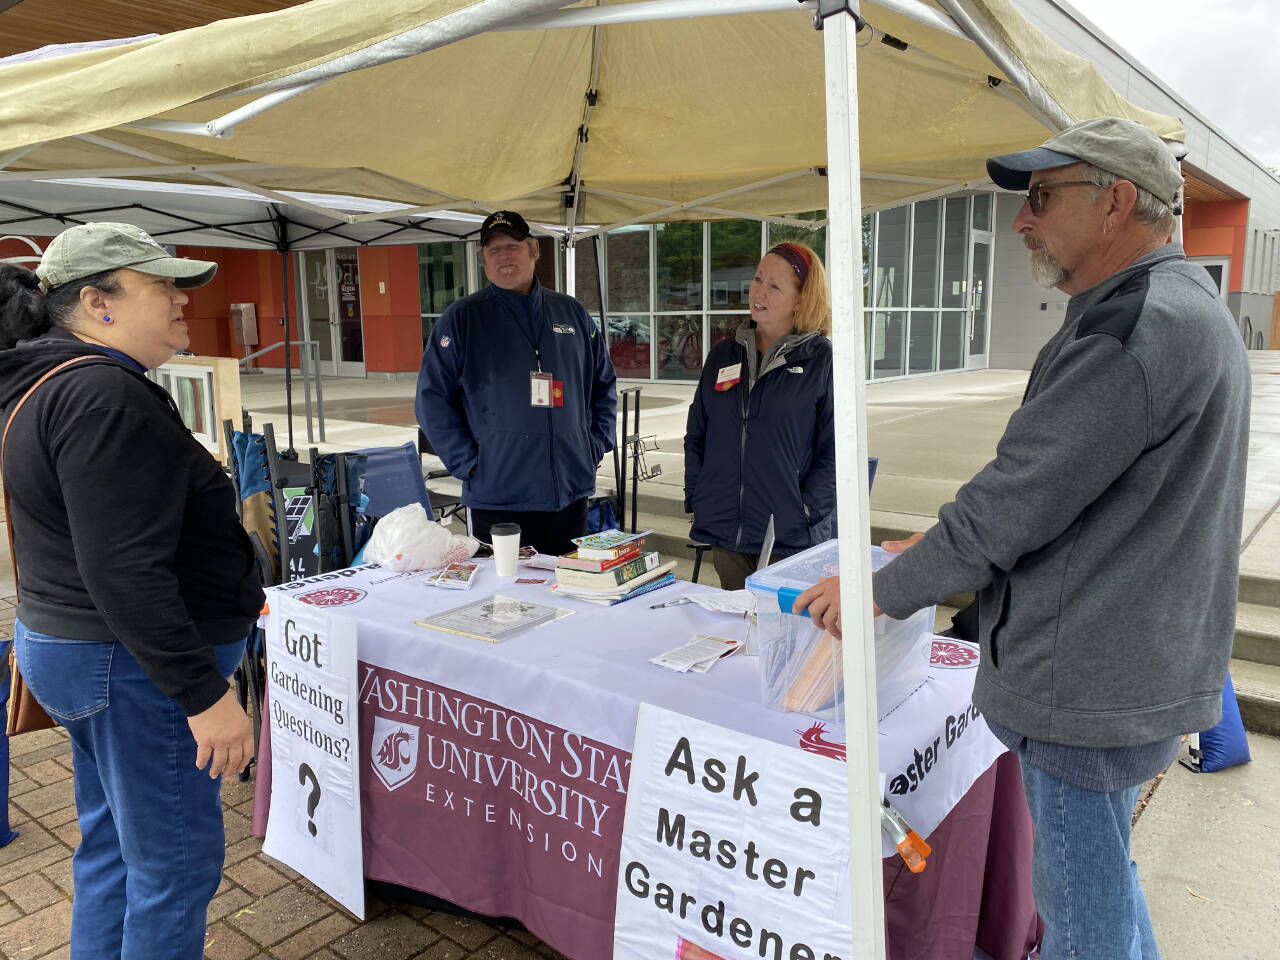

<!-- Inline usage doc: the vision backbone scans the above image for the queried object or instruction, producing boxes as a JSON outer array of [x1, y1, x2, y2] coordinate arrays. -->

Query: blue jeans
[[14, 622, 244, 960], [0, 640, 18, 847], [1019, 750, 1160, 960]]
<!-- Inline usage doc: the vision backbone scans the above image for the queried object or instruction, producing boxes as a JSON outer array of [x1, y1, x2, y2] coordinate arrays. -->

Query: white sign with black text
[[261, 594, 365, 918], [615, 704, 857, 960]]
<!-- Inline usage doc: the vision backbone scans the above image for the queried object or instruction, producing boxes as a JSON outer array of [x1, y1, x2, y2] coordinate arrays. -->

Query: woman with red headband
[[683, 240, 836, 590]]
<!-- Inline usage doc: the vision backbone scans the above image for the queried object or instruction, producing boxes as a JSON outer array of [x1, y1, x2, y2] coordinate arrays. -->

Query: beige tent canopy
[[0, 0, 1182, 235], [0, 2, 1186, 954]]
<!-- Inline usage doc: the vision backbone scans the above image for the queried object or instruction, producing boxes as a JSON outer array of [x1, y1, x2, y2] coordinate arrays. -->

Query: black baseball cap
[[480, 210, 531, 245]]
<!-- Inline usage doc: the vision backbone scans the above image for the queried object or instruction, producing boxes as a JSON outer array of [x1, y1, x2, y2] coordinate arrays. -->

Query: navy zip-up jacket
[[416, 279, 617, 512], [684, 326, 836, 555]]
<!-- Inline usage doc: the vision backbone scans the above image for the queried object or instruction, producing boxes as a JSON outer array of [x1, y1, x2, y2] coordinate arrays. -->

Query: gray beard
[[1025, 238, 1068, 289]]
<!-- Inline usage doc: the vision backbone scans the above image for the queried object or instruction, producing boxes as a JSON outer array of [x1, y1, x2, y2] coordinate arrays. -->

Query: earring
[[103, 315, 113, 324]]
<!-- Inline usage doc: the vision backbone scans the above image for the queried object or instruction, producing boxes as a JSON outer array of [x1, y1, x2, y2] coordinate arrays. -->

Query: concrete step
[[1238, 574, 1280, 608], [1230, 658, 1280, 738], [1234, 602, 1280, 668]]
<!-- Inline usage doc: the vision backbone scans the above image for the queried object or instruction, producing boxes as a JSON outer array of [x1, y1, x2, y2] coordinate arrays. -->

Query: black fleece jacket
[[0, 328, 264, 715]]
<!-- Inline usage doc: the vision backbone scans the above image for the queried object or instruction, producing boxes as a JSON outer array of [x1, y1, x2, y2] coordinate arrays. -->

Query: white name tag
[[716, 363, 742, 388]]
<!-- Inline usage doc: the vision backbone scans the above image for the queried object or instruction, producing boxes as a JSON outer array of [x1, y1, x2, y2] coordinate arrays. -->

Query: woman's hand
[[187, 689, 254, 779]]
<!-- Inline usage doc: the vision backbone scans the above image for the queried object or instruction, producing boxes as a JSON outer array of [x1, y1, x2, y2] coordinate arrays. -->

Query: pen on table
[[650, 597, 693, 609]]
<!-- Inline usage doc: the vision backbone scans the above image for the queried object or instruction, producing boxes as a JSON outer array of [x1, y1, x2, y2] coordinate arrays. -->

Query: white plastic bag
[[362, 503, 478, 571]]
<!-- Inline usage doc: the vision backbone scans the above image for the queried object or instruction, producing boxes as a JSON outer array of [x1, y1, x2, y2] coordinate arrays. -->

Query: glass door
[[966, 234, 992, 369], [298, 249, 366, 377]]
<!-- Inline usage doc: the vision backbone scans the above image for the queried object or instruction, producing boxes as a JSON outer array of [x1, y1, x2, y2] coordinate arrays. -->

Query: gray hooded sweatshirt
[[874, 243, 1250, 748]]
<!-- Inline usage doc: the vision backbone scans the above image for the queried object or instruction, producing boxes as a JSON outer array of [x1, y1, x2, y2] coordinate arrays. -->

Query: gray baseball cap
[[986, 116, 1183, 206], [36, 221, 218, 293]]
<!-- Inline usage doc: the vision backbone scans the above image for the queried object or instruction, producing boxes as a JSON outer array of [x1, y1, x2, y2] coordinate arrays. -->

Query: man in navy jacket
[[416, 211, 616, 554]]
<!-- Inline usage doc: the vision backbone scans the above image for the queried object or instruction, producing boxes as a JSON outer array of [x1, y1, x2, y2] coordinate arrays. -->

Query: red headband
[[767, 243, 812, 286]]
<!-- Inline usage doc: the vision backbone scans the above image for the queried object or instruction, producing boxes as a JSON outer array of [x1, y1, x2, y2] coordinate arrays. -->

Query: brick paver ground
[[0, 600, 569, 960]]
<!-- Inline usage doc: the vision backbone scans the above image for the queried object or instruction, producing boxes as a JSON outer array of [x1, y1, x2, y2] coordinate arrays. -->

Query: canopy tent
[[0, 0, 1183, 234], [0, 2, 1186, 956], [0, 176, 499, 252]]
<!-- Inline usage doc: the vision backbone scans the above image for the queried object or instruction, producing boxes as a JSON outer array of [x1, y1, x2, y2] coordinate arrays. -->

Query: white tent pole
[[71, 134, 362, 224], [0, 161, 275, 182], [862, 177, 993, 214], [225, 0, 580, 98], [0, 144, 37, 172], [935, 0, 1072, 130], [571, 167, 818, 239], [822, 6, 885, 959], [492, 0, 970, 42]]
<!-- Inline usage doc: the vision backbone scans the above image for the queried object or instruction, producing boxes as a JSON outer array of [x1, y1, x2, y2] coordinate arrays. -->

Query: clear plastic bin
[[745, 540, 934, 729]]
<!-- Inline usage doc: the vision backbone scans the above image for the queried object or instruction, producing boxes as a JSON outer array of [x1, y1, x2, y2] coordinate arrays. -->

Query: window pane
[[607, 315, 650, 379], [418, 242, 467, 315], [864, 310, 873, 379], [874, 207, 908, 308], [908, 311, 937, 374], [709, 314, 746, 354], [862, 215, 874, 306], [910, 199, 941, 307], [573, 240, 602, 316], [607, 226, 650, 313], [655, 315, 703, 380], [939, 311, 965, 370], [872, 311, 906, 378], [709, 220, 761, 310], [941, 197, 968, 308], [768, 209, 826, 261], [655, 223, 703, 311], [972, 193, 993, 231]]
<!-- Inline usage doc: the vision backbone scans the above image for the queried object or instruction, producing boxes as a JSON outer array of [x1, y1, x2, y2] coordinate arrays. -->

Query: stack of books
[[552, 529, 677, 605]]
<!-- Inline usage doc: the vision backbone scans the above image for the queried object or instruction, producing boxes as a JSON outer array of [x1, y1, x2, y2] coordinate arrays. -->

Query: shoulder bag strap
[[1, 355, 103, 588]]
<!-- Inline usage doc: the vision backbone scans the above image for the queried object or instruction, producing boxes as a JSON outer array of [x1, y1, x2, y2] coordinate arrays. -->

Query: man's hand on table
[[792, 533, 925, 641]]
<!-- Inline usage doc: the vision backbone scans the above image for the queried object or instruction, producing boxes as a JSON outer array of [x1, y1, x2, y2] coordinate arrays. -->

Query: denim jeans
[[1019, 749, 1161, 960], [14, 622, 244, 960], [0, 640, 18, 847]]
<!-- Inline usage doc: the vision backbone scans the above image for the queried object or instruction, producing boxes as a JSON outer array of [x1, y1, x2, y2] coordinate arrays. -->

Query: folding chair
[[416, 428, 466, 524], [356, 442, 436, 520]]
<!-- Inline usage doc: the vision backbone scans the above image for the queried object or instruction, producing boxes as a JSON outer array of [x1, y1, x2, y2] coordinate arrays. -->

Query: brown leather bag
[[3, 356, 101, 736]]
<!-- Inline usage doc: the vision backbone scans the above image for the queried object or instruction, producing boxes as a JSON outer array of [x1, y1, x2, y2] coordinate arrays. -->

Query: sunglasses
[[1024, 179, 1102, 216]]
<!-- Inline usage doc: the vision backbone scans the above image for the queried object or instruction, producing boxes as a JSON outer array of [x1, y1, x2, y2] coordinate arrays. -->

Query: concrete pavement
[[0, 356, 1275, 957]]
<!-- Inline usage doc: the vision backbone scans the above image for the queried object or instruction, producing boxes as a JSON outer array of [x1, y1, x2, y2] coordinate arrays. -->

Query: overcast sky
[[1064, 0, 1280, 171]]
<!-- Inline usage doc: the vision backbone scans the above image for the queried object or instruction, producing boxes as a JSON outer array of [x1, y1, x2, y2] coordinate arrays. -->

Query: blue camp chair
[[355, 442, 435, 520]]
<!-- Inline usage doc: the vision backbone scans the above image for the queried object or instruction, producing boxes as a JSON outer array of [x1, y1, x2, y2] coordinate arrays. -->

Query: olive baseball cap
[[36, 221, 218, 293], [986, 116, 1183, 206]]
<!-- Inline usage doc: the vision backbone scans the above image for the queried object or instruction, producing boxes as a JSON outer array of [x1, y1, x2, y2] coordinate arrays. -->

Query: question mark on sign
[[298, 763, 321, 837]]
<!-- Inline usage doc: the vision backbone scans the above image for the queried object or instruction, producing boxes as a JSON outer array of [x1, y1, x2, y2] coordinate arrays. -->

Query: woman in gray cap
[[0, 222, 265, 959]]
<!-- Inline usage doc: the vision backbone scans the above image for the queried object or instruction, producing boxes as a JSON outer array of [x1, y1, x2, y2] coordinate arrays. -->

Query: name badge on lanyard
[[530, 371, 553, 407], [714, 362, 742, 391]]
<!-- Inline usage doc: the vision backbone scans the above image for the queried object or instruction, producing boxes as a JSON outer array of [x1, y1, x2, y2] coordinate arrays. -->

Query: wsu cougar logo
[[930, 639, 979, 668], [796, 722, 846, 762], [371, 716, 420, 791]]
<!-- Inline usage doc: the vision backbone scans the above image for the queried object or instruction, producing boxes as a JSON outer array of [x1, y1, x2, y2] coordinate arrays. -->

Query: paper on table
[[686, 590, 756, 615], [650, 634, 742, 673]]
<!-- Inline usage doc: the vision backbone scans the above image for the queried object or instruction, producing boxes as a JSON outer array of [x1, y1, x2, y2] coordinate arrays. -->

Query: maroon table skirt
[[883, 751, 1041, 960]]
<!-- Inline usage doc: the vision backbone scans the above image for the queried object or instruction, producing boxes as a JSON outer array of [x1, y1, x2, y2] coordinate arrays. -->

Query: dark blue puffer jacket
[[416, 279, 616, 511], [684, 325, 836, 555]]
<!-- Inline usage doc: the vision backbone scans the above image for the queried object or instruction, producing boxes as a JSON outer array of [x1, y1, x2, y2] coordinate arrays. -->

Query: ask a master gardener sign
[[615, 704, 855, 960]]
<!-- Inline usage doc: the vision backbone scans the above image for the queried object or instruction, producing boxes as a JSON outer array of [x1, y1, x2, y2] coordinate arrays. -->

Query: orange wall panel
[[358, 245, 422, 373], [1182, 199, 1248, 291]]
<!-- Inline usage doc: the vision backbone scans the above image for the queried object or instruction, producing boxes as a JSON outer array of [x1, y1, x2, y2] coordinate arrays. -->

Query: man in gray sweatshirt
[[797, 117, 1250, 959]]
